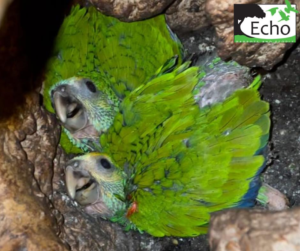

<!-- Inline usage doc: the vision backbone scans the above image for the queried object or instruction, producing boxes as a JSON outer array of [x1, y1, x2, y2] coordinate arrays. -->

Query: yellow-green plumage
[[128, 91, 268, 236], [43, 6, 183, 153], [56, 7, 270, 237], [94, 65, 270, 236]]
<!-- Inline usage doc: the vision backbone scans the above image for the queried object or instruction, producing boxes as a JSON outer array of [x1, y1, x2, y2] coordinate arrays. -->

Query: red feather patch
[[126, 201, 138, 218]]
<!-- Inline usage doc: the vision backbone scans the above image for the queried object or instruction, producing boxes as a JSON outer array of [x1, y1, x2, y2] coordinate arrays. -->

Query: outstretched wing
[[131, 89, 269, 237], [100, 62, 201, 163], [102, 69, 270, 236]]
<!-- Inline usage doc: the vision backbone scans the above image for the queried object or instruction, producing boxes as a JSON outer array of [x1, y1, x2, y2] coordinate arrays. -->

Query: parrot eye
[[86, 80, 97, 93], [100, 158, 111, 169]]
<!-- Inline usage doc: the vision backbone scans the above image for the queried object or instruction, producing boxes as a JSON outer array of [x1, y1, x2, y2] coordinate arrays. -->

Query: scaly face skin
[[50, 77, 120, 149], [65, 153, 126, 218]]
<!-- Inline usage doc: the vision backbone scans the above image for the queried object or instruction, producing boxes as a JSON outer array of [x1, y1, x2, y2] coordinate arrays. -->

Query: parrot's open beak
[[65, 159, 100, 206], [64, 154, 126, 218], [51, 85, 89, 133]]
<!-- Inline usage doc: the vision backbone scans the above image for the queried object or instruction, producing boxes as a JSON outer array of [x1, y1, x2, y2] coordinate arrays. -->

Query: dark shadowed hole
[[0, 0, 72, 120]]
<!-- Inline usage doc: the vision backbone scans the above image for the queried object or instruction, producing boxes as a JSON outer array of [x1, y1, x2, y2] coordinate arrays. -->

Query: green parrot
[[43, 5, 183, 153], [63, 62, 270, 237]]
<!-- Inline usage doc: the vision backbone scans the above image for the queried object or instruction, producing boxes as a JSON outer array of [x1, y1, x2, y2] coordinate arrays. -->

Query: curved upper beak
[[53, 91, 68, 123], [51, 85, 89, 134], [65, 165, 78, 199]]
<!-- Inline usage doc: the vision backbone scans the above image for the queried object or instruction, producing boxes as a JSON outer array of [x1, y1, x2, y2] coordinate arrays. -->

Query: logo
[[234, 0, 297, 43]]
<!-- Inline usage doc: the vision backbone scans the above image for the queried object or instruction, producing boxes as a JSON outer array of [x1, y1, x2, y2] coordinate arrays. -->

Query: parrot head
[[50, 77, 120, 149], [64, 152, 126, 218]]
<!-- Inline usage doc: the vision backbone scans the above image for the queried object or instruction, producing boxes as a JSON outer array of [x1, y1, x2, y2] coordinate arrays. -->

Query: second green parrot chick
[[51, 77, 120, 151], [65, 153, 126, 219]]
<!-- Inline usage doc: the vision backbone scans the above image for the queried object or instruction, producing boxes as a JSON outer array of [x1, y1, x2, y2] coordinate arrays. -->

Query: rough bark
[[166, 0, 211, 33], [0, 93, 67, 251], [88, 0, 174, 21], [209, 208, 300, 251], [87, 0, 211, 33]]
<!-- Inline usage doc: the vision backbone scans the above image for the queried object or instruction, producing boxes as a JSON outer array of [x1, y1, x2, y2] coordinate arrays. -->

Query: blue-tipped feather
[[237, 146, 268, 208]]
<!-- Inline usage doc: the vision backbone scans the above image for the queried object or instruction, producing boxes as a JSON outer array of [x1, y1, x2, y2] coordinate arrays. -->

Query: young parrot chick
[[43, 5, 183, 153], [64, 63, 272, 237]]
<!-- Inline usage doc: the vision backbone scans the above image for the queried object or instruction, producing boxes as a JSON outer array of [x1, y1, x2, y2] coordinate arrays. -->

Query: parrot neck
[[89, 95, 120, 134], [105, 173, 139, 230], [102, 179, 127, 216]]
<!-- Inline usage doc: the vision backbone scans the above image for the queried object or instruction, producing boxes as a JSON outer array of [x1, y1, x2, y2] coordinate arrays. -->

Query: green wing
[[100, 62, 201, 162], [43, 5, 183, 113], [101, 69, 270, 236]]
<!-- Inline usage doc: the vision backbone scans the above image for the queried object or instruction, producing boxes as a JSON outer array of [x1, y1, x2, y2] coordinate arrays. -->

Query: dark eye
[[86, 80, 96, 93], [100, 158, 111, 169]]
